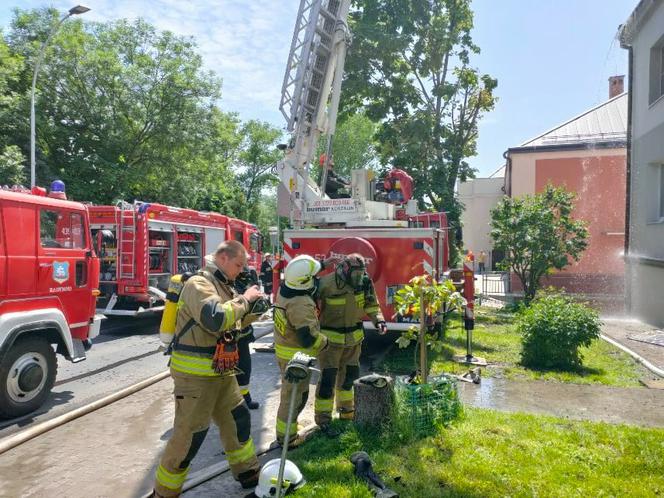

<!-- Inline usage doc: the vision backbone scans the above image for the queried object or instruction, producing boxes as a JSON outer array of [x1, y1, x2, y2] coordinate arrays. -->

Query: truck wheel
[[0, 336, 57, 419]]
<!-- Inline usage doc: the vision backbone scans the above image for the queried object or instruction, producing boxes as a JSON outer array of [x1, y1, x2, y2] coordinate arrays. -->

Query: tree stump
[[353, 374, 394, 427]]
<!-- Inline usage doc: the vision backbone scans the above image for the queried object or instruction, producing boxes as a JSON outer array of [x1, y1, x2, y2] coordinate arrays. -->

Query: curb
[[600, 334, 664, 378]]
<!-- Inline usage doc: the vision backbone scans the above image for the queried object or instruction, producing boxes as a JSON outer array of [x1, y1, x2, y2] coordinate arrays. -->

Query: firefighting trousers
[[154, 372, 259, 497], [314, 342, 361, 426], [276, 359, 311, 443]]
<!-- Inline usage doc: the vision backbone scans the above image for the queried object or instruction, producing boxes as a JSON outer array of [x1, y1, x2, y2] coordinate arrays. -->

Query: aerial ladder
[[277, 0, 401, 228]]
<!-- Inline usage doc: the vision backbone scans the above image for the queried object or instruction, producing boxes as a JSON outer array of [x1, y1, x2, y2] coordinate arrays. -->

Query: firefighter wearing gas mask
[[153, 241, 265, 497], [273, 255, 328, 447], [314, 253, 386, 429], [234, 266, 271, 410]]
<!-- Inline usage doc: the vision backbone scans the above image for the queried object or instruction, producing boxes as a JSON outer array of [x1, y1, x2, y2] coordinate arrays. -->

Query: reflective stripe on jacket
[[273, 286, 325, 361], [317, 273, 384, 347]]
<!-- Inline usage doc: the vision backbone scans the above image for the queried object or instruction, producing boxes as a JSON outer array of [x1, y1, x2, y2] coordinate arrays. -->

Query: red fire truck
[[275, 0, 449, 326], [88, 201, 262, 316], [0, 184, 101, 418]]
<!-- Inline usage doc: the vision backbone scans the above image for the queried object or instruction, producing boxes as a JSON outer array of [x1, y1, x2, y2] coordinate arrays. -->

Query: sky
[[0, 0, 635, 177]]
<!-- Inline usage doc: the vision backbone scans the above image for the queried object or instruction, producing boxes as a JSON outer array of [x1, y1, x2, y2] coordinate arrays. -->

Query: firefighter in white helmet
[[272, 254, 332, 447]]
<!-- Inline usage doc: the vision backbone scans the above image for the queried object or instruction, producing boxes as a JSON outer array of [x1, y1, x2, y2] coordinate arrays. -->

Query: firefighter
[[153, 241, 264, 497], [315, 254, 387, 428], [233, 266, 264, 410], [273, 255, 329, 447]]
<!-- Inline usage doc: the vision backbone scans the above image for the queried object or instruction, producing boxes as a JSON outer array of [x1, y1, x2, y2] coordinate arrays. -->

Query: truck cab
[[0, 185, 101, 418]]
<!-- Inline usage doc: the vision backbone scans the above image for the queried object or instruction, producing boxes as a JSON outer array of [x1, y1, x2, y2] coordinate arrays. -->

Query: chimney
[[609, 75, 625, 99]]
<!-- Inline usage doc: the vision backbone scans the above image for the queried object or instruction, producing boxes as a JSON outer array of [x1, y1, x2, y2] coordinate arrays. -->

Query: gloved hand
[[376, 321, 388, 335], [315, 333, 329, 353], [212, 342, 239, 373], [285, 352, 316, 383]]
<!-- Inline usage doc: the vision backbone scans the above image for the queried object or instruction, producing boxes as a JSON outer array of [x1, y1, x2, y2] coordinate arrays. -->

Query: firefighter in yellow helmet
[[315, 253, 386, 428], [273, 254, 329, 447], [153, 241, 265, 497]]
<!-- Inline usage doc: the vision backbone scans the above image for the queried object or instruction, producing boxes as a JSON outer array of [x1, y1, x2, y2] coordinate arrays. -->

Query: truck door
[[36, 207, 92, 328], [3, 200, 37, 296], [0, 202, 6, 296]]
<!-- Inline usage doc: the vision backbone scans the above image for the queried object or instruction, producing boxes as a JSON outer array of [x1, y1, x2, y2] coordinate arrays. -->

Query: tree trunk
[[353, 375, 395, 427]]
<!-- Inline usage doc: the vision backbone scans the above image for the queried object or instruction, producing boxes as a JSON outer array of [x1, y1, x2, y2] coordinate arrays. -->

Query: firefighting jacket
[[273, 285, 326, 362], [317, 272, 384, 346], [170, 259, 256, 377]]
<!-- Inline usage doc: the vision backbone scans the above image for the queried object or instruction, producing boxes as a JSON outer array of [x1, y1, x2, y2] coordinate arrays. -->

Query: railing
[[480, 271, 511, 297]]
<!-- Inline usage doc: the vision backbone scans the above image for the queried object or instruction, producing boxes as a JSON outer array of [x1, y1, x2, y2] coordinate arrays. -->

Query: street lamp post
[[30, 5, 90, 188]]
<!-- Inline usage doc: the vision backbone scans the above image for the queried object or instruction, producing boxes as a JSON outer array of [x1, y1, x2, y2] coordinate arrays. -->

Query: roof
[[510, 92, 627, 152], [620, 0, 662, 47]]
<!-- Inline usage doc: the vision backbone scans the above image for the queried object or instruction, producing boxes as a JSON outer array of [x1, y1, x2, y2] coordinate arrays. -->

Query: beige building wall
[[458, 177, 504, 269], [508, 148, 626, 197]]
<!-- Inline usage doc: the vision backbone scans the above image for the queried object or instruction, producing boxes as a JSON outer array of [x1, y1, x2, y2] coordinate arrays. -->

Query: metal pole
[[276, 379, 300, 497], [419, 293, 427, 384], [30, 13, 72, 187]]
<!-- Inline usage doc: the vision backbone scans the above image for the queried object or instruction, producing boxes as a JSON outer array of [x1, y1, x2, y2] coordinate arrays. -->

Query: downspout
[[624, 46, 633, 315], [502, 149, 512, 196]]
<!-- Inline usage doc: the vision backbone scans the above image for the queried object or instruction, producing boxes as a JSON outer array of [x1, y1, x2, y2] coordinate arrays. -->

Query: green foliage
[[316, 111, 378, 180], [290, 407, 664, 497], [517, 294, 602, 371], [490, 184, 589, 303], [393, 275, 464, 379], [343, 0, 497, 263], [0, 145, 26, 185], [236, 120, 282, 222]]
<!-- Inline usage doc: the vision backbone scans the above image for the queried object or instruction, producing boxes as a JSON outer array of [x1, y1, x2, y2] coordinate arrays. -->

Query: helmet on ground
[[255, 458, 305, 497], [284, 255, 321, 290]]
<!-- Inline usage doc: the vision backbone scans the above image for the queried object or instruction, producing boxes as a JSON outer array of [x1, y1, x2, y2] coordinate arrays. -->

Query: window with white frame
[[660, 164, 664, 220], [650, 35, 664, 104]]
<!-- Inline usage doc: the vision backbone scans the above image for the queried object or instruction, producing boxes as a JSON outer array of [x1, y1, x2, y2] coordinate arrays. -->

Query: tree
[[490, 185, 589, 304], [317, 111, 378, 179], [236, 120, 282, 223], [0, 145, 26, 185], [4, 9, 245, 209], [343, 0, 497, 264]]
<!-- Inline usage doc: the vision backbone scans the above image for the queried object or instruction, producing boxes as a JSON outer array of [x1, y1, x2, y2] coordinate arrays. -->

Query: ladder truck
[[276, 0, 450, 328]]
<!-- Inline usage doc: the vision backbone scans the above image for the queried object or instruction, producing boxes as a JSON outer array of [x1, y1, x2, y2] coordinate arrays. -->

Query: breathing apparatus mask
[[235, 266, 271, 316], [337, 256, 369, 291]]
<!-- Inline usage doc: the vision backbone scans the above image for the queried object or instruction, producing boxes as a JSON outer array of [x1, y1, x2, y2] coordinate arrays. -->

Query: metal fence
[[480, 271, 511, 296]]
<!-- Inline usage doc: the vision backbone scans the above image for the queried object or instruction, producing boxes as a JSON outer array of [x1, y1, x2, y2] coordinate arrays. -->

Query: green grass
[[290, 409, 664, 497], [379, 307, 647, 387]]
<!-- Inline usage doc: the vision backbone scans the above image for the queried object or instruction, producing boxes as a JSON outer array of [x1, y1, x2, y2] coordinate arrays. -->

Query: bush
[[517, 294, 601, 370]]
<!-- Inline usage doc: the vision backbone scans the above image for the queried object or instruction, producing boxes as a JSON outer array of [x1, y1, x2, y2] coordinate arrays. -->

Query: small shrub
[[517, 294, 601, 370]]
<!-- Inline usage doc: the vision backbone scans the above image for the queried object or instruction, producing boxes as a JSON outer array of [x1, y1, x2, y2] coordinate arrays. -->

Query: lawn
[[379, 307, 648, 387], [290, 408, 664, 498]]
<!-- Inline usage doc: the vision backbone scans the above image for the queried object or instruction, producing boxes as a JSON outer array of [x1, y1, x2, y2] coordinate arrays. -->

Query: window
[[430, 220, 441, 229], [660, 165, 664, 220], [649, 35, 664, 104], [233, 230, 244, 243], [40, 210, 86, 249]]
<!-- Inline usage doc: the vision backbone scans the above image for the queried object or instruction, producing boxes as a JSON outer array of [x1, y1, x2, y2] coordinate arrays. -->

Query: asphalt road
[[0, 315, 166, 437]]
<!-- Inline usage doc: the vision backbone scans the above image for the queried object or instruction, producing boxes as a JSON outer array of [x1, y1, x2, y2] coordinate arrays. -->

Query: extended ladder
[[117, 201, 136, 280]]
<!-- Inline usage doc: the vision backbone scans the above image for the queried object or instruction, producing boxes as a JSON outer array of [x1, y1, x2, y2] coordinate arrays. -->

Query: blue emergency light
[[50, 180, 66, 193]]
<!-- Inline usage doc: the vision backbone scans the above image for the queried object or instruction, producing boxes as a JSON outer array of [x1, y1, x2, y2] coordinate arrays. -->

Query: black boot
[[243, 392, 260, 410]]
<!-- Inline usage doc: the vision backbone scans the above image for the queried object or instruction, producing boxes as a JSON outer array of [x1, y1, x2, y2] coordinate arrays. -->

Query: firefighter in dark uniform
[[273, 254, 329, 446], [153, 241, 264, 497], [314, 254, 387, 428]]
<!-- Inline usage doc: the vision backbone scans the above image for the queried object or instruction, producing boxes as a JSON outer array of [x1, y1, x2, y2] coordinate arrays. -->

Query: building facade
[[505, 87, 628, 308], [621, 0, 664, 326], [458, 169, 505, 271]]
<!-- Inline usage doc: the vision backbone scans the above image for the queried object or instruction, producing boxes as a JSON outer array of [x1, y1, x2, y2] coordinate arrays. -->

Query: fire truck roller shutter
[[328, 238, 380, 280]]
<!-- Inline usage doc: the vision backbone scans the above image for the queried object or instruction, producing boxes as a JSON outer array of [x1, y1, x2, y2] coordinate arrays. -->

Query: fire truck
[[276, 0, 450, 323], [88, 202, 262, 316], [0, 183, 101, 418]]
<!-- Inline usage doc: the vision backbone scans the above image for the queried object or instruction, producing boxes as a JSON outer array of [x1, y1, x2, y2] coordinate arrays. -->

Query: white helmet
[[284, 255, 321, 290], [255, 458, 305, 497]]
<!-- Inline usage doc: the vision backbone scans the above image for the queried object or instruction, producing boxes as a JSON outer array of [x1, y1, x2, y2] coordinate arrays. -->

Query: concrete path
[[602, 318, 664, 375]]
